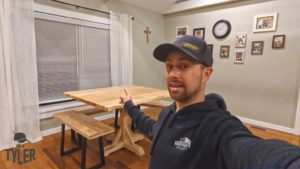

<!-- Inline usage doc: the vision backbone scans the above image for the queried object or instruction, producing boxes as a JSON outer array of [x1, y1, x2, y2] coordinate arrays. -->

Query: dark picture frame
[[193, 27, 205, 40], [272, 35, 286, 49], [234, 51, 245, 64], [176, 26, 188, 37], [251, 41, 264, 55], [207, 44, 213, 56], [220, 45, 230, 58]]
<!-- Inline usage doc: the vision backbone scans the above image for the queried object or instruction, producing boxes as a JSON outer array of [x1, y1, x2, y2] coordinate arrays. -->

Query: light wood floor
[[1, 107, 299, 169]]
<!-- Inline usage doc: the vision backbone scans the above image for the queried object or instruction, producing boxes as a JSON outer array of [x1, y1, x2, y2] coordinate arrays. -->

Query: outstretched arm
[[223, 135, 300, 169], [120, 89, 157, 140]]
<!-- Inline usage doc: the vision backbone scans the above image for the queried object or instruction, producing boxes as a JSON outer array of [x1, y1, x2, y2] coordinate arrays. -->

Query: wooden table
[[64, 85, 169, 156]]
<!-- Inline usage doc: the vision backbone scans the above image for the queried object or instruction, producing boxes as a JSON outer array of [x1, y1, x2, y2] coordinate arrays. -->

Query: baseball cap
[[153, 35, 213, 67]]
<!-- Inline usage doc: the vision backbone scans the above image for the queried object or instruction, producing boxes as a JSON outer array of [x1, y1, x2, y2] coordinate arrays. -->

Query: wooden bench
[[53, 111, 114, 169], [69, 108, 107, 143]]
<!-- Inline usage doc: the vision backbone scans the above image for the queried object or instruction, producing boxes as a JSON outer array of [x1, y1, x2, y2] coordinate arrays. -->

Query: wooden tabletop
[[64, 85, 169, 111]]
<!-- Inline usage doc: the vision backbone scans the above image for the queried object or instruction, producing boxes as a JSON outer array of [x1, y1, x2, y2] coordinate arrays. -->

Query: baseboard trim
[[237, 116, 299, 135], [41, 112, 115, 137]]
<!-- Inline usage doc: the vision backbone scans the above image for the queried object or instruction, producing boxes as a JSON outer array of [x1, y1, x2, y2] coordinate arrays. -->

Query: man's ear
[[202, 67, 213, 82]]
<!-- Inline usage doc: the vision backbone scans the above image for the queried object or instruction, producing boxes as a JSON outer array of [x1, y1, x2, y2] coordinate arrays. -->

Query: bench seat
[[53, 110, 114, 169]]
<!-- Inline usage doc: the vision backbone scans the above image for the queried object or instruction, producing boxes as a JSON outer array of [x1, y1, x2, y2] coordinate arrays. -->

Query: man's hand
[[119, 88, 132, 104]]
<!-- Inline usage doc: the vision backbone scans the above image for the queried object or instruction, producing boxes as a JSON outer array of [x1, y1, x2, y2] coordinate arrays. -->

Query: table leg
[[104, 109, 144, 156]]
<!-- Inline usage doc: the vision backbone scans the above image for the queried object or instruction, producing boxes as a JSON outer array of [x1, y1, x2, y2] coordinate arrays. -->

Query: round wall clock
[[212, 19, 231, 39]]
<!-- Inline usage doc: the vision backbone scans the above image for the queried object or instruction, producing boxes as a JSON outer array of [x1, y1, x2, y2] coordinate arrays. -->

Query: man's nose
[[168, 68, 181, 77]]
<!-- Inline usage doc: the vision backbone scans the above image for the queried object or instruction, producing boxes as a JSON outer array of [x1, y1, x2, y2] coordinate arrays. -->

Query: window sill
[[39, 101, 88, 119]]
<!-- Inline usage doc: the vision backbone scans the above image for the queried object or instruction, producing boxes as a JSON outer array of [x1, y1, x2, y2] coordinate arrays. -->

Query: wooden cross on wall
[[144, 27, 151, 43]]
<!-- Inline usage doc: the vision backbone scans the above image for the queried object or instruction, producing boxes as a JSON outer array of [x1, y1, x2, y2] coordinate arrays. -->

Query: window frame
[[34, 3, 110, 117]]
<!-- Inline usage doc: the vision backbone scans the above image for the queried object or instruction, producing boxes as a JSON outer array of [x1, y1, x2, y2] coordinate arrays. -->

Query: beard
[[167, 79, 202, 103]]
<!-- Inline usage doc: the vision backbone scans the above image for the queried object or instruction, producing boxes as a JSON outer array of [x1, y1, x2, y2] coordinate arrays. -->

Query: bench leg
[[80, 137, 105, 169], [60, 125, 106, 169], [60, 124, 65, 156], [99, 137, 105, 167], [81, 138, 87, 169], [71, 129, 77, 144], [114, 109, 120, 128], [60, 124, 81, 156]]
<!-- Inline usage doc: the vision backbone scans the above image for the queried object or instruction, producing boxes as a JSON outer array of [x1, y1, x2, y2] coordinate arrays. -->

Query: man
[[120, 35, 300, 169]]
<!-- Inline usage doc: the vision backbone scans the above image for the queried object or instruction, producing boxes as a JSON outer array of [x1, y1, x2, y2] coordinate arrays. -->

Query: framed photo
[[251, 41, 264, 55], [234, 51, 245, 64], [193, 27, 205, 40], [253, 13, 278, 32], [235, 32, 247, 48], [272, 35, 286, 48], [207, 44, 213, 56], [220, 45, 230, 58], [176, 26, 188, 37]]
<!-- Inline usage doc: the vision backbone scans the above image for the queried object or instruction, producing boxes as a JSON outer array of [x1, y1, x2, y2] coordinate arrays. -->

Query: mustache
[[168, 81, 184, 87]]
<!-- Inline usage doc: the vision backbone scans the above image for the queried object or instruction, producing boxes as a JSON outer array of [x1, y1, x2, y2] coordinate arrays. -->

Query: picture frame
[[220, 45, 230, 58], [234, 51, 245, 64], [193, 27, 205, 40], [176, 26, 188, 37], [235, 32, 247, 48], [251, 41, 264, 55], [272, 35, 286, 49], [207, 44, 213, 56], [253, 13, 278, 32]]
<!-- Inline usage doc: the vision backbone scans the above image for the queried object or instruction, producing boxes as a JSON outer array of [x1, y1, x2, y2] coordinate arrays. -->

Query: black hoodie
[[124, 95, 300, 169]]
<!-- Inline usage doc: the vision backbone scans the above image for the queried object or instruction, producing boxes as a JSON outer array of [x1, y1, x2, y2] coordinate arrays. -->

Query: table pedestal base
[[104, 109, 145, 156]]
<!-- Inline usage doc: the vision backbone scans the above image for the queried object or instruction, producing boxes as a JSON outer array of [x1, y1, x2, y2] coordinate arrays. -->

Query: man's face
[[165, 51, 212, 103]]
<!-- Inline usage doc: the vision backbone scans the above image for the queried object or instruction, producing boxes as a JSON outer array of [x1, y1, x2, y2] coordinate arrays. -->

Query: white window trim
[[39, 101, 86, 119], [34, 3, 110, 118], [34, 3, 109, 25]]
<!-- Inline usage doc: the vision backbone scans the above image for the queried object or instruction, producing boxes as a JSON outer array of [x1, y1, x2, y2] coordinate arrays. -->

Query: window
[[34, 4, 111, 105]]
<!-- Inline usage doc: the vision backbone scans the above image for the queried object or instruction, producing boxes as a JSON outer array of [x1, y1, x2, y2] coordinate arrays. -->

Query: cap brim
[[153, 43, 182, 62]]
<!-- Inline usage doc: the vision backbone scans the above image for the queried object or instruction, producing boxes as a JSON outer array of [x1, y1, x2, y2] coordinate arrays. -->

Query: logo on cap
[[181, 42, 200, 53]]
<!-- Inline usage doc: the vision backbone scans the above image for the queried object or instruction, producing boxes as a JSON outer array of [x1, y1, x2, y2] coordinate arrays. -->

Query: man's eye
[[179, 65, 189, 70], [166, 65, 173, 70]]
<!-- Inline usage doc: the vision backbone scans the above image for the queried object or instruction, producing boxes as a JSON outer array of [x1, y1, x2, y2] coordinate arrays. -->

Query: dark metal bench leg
[[60, 124, 65, 156], [60, 124, 81, 156], [89, 137, 105, 169], [71, 129, 77, 144], [60, 126, 106, 169], [81, 138, 87, 169], [99, 137, 105, 167], [114, 109, 119, 128]]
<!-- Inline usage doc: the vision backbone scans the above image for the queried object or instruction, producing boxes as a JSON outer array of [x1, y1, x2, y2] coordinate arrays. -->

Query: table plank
[[64, 85, 169, 111]]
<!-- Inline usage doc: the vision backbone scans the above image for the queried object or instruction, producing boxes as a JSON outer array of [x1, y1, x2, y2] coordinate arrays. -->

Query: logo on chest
[[174, 137, 191, 151]]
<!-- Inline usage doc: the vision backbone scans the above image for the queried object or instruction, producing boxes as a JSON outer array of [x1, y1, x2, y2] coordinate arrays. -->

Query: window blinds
[[35, 17, 111, 104], [35, 19, 78, 103]]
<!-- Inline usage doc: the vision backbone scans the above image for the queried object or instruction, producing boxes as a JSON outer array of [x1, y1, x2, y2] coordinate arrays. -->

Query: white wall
[[165, 0, 300, 128]]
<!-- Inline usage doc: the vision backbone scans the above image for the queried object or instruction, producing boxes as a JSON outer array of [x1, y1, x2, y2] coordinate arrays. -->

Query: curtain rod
[[50, 0, 134, 20]]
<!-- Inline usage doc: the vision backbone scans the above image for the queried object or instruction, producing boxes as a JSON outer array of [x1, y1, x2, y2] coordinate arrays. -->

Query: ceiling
[[117, 0, 241, 14]]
